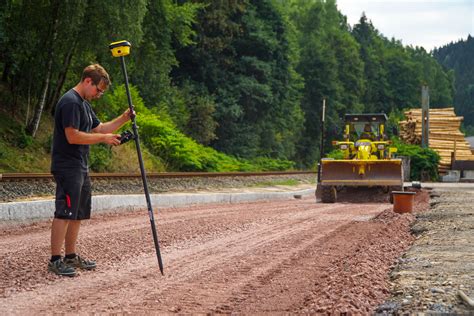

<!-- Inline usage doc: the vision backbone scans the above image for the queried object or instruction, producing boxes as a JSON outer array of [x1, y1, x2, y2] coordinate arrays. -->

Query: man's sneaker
[[48, 259, 76, 277], [64, 255, 96, 270]]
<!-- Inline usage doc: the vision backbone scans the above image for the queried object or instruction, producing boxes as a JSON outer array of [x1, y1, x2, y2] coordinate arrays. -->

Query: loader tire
[[321, 186, 337, 203]]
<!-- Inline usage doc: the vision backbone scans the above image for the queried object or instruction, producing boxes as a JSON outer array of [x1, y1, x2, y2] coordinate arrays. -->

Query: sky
[[337, 0, 473, 51]]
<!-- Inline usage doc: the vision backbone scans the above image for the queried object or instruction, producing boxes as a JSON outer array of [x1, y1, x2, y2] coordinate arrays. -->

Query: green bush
[[325, 149, 345, 159], [391, 138, 440, 181], [94, 84, 296, 172], [249, 157, 295, 171], [138, 113, 294, 172], [43, 135, 53, 154], [89, 144, 113, 172], [93, 84, 146, 122], [15, 126, 33, 149]]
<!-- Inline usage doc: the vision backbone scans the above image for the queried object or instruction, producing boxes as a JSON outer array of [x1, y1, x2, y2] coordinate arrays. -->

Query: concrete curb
[[415, 182, 474, 190], [405, 182, 474, 190], [0, 188, 315, 222]]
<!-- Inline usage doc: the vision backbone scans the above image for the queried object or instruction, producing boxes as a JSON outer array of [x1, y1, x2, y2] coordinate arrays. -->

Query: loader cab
[[343, 114, 388, 142]]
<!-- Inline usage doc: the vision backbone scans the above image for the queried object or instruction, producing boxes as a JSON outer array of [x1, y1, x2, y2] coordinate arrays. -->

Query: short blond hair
[[81, 64, 110, 87]]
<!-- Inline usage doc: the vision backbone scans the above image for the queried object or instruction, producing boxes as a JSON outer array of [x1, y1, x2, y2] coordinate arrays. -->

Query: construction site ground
[[0, 185, 473, 314]]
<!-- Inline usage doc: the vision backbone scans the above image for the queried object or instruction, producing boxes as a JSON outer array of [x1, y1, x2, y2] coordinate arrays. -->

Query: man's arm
[[92, 108, 133, 134], [65, 128, 121, 146]]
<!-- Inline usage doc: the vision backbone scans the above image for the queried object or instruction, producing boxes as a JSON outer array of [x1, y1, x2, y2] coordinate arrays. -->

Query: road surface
[[0, 193, 426, 314]]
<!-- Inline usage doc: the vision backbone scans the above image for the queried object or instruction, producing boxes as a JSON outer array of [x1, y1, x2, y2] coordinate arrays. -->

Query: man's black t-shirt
[[51, 89, 101, 173]]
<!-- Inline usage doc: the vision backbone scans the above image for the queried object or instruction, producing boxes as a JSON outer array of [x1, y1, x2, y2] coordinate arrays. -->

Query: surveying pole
[[109, 40, 164, 275]]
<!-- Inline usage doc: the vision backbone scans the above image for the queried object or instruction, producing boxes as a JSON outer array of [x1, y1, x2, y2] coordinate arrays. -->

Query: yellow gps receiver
[[109, 40, 131, 57]]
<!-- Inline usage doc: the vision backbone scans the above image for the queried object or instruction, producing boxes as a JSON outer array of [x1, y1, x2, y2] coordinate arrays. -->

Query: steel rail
[[1, 171, 316, 181]]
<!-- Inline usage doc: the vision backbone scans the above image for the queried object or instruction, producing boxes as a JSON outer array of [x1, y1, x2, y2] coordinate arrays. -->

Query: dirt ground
[[378, 188, 474, 314], [0, 187, 472, 314]]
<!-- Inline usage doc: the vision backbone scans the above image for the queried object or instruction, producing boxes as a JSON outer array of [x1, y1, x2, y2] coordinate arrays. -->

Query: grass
[[251, 179, 301, 187], [0, 108, 52, 172]]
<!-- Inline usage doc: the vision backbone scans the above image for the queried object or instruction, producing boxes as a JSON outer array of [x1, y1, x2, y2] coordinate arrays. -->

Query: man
[[49, 64, 133, 276], [360, 123, 376, 141]]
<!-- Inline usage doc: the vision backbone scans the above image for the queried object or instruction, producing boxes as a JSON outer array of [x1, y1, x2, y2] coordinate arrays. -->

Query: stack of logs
[[399, 107, 474, 175]]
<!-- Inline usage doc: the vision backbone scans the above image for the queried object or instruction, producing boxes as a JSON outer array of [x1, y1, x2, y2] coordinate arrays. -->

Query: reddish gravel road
[[0, 192, 428, 314]]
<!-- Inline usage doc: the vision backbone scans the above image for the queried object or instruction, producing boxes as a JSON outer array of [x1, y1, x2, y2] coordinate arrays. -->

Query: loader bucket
[[320, 158, 403, 187]]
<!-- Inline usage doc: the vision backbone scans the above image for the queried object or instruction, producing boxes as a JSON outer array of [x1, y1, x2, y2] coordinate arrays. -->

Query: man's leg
[[49, 218, 76, 276], [63, 174, 96, 270], [49, 171, 80, 276], [51, 218, 69, 256], [63, 219, 96, 270], [65, 220, 81, 255]]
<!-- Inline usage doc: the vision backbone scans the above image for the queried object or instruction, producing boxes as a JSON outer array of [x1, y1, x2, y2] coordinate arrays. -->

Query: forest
[[434, 35, 474, 133], [0, 0, 467, 172]]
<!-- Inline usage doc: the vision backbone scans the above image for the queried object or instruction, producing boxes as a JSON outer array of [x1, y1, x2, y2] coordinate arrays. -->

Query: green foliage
[[0, 0, 457, 174], [325, 149, 345, 159], [180, 83, 218, 145], [14, 126, 34, 149], [352, 14, 453, 115], [434, 36, 473, 128], [0, 108, 51, 172], [249, 157, 295, 171], [173, 0, 304, 161], [95, 85, 291, 172], [252, 178, 300, 187], [391, 138, 440, 181], [89, 144, 113, 172], [461, 124, 474, 137], [386, 108, 406, 138], [137, 113, 294, 172], [43, 135, 53, 154], [94, 84, 146, 123], [131, 0, 202, 108], [290, 0, 365, 167]]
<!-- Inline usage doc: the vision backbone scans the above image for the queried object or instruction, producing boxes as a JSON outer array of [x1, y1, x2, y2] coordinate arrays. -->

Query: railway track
[[0, 171, 316, 181], [0, 171, 316, 202]]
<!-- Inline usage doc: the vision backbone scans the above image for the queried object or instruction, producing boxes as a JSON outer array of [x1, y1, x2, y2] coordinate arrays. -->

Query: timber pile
[[399, 107, 474, 174]]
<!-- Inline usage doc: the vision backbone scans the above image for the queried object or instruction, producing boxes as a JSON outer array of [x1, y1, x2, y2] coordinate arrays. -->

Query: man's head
[[364, 123, 372, 132], [79, 64, 110, 101]]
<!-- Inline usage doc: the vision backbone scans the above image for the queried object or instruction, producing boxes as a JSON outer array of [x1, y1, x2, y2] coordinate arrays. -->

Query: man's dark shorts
[[53, 171, 91, 220]]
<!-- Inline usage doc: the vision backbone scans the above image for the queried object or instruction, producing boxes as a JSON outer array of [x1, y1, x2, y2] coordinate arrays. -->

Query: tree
[[352, 14, 390, 113], [2, 0, 148, 136], [173, 0, 303, 159], [434, 36, 473, 125], [352, 13, 453, 115], [290, 0, 364, 167], [26, 0, 60, 136]]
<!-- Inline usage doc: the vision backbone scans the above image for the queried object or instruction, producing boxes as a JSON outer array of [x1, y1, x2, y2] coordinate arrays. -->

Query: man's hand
[[92, 108, 136, 135], [122, 108, 136, 121], [103, 133, 121, 146]]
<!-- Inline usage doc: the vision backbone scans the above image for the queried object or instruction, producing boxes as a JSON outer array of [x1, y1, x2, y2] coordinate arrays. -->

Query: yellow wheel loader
[[316, 114, 403, 203]]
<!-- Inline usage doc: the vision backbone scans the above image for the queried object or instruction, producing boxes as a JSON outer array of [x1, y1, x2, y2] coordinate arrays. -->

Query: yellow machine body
[[109, 40, 131, 57], [317, 113, 404, 203]]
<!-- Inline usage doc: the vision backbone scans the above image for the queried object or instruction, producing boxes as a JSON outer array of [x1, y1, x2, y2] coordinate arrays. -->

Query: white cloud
[[337, 0, 474, 50]]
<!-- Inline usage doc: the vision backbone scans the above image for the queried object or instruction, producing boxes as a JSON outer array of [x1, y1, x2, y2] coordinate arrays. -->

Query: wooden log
[[409, 117, 462, 122]]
